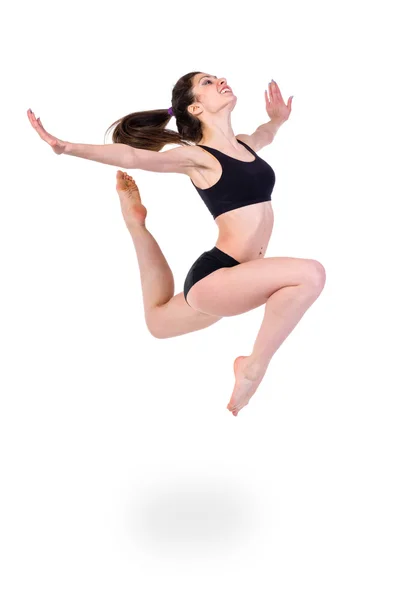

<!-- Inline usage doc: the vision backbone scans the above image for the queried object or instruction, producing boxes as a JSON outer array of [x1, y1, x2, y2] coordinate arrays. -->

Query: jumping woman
[[27, 71, 326, 417]]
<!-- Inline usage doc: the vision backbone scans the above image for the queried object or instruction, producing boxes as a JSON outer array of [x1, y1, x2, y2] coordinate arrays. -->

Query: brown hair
[[104, 71, 204, 152]]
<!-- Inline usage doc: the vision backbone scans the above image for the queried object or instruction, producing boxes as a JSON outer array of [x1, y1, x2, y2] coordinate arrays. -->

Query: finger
[[33, 121, 52, 142], [37, 118, 48, 134], [271, 80, 284, 102], [31, 114, 44, 132], [268, 81, 275, 101], [36, 117, 49, 136], [31, 116, 43, 133], [27, 111, 47, 140], [273, 82, 286, 105], [28, 110, 39, 128], [271, 81, 281, 104]]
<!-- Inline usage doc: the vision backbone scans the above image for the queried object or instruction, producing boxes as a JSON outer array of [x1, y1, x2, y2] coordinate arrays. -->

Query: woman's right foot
[[116, 170, 147, 230]]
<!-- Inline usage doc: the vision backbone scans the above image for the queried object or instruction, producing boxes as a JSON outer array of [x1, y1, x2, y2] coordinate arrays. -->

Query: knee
[[305, 260, 327, 292], [146, 317, 166, 340], [148, 328, 164, 339], [147, 325, 168, 339]]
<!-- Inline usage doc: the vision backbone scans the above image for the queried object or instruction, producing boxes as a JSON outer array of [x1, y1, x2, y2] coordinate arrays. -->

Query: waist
[[215, 202, 274, 262]]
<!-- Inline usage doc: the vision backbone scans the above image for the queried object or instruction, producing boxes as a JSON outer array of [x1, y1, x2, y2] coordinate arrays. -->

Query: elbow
[[122, 146, 138, 169]]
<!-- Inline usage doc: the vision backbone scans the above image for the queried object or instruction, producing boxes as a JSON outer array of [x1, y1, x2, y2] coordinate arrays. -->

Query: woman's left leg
[[117, 171, 222, 338]]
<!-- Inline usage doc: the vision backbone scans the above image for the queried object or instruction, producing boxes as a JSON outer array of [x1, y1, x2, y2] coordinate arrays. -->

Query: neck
[[198, 112, 239, 148]]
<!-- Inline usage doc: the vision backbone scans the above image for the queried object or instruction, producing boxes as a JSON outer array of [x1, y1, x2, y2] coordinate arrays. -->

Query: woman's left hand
[[265, 80, 293, 123]]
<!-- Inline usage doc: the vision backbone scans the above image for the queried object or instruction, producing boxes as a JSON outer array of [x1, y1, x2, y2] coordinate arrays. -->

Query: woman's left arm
[[240, 80, 293, 152]]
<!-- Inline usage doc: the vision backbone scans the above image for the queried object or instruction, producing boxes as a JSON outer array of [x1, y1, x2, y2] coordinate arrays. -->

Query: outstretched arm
[[63, 141, 134, 167], [27, 108, 195, 173], [27, 108, 135, 168]]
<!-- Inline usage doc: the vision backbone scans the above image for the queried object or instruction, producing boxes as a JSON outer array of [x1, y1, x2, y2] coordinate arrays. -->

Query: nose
[[218, 77, 227, 88]]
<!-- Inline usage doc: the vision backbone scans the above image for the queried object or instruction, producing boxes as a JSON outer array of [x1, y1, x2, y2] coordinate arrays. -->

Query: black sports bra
[[190, 139, 276, 219]]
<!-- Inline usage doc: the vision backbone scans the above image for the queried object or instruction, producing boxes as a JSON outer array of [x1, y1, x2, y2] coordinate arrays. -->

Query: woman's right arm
[[64, 142, 135, 167], [28, 109, 135, 167], [27, 108, 205, 173], [66, 143, 198, 174]]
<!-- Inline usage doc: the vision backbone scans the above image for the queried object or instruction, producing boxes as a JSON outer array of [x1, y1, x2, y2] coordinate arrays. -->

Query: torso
[[186, 140, 274, 263]]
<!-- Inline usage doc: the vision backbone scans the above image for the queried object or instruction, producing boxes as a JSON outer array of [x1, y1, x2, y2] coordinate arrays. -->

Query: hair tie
[[167, 107, 174, 116]]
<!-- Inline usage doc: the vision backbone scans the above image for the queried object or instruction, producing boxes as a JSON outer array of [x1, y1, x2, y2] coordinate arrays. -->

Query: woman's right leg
[[116, 171, 222, 339]]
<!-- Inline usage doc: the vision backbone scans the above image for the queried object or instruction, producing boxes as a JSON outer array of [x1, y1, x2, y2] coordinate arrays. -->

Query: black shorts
[[183, 246, 240, 305]]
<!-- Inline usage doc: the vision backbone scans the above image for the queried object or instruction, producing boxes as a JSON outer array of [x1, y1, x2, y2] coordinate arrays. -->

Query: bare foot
[[226, 356, 269, 417], [116, 170, 147, 230]]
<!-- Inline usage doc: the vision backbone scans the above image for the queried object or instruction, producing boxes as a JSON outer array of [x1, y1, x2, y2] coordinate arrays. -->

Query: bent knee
[[145, 317, 165, 339], [149, 329, 164, 339], [305, 260, 326, 291], [147, 324, 169, 339]]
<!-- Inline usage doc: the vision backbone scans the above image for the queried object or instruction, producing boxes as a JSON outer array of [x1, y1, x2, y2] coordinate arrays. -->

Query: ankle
[[128, 223, 147, 237], [242, 356, 269, 380]]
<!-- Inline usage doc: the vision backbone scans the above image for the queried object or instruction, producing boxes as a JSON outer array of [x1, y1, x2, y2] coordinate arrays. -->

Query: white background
[[1, 0, 399, 598]]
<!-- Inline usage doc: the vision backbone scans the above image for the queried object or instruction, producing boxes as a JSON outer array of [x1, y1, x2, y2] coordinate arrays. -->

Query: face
[[189, 73, 236, 118]]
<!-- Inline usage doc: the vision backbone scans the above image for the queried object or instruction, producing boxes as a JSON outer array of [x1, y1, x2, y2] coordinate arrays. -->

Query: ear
[[188, 103, 202, 117]]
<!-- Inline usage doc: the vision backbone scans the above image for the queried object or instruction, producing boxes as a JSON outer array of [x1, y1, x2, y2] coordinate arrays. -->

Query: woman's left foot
[[227, 356, 268, 416], [116, 170, 147, 229]]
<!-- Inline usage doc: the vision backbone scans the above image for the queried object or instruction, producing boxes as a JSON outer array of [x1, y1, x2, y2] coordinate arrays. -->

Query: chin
[[228, 94, 238, 108]]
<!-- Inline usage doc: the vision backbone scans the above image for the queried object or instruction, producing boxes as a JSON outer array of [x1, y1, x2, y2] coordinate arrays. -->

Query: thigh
[[147, 292, 222, 339], [186, 256, 324, 317], [184, 246, 240, 307]]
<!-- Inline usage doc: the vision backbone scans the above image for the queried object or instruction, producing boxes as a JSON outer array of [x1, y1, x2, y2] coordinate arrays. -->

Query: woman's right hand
[[27, 109, 67, 155]]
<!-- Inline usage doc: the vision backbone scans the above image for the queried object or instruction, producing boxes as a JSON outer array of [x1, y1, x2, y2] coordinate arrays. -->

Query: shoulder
[[235, 133, 257, 152]]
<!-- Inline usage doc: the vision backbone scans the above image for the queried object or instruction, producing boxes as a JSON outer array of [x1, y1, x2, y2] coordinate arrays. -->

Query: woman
[[27, 71, 326, 417]]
